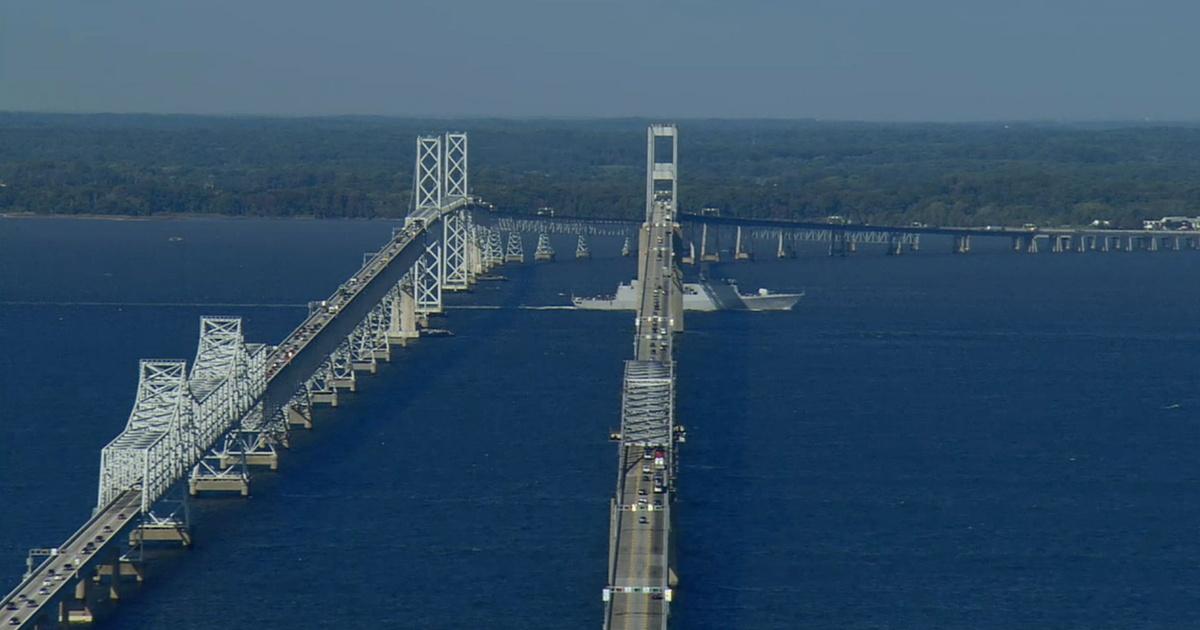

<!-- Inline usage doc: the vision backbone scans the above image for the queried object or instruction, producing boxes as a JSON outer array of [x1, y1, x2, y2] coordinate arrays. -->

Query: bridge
[[602, 124, 684, 629], [6, 123, 1200, 629], [0, 132, 515, 629], [488, 208, 1200, 260], [673, 213, 1200, 259]]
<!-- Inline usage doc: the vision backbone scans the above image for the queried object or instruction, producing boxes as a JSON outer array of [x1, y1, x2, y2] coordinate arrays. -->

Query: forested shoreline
[[2, 113, 1198, 227]]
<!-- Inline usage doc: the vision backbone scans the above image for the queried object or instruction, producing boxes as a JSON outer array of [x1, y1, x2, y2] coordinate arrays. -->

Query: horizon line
[[2, 109, 1198, 126]]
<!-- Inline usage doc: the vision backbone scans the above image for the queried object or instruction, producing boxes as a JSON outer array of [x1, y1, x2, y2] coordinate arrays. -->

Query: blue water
[[2, 217, 1199, 629]]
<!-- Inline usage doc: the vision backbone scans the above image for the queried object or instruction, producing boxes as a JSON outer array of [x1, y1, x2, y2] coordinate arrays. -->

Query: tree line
[[1, 113, 1198, 228]]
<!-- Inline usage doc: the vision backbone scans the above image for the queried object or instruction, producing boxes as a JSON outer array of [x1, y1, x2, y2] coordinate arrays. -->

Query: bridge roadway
[[605, 196, 678, 630], [0, 201, 465, 629], [0, 492, 141, 627]]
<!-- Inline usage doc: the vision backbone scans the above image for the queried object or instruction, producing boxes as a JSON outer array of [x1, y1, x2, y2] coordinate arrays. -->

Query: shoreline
[[0, 212, 407, 222]]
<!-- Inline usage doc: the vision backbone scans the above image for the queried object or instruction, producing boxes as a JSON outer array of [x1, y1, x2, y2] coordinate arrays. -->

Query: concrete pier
[[130, 524, 192, 547], [310, 388, 338, 406], [287, 404, 312, 429], [350, 358, 377, 373], [387, 287, 419, 347], [953, 235, 971, 254], [218, 451, 279, 470], [189, 475, 249, 496]]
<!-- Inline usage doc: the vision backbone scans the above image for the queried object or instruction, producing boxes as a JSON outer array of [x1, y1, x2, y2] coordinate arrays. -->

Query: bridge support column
[[828, 232, 847, 257], [953, 235, 971, 254], [441, 210, 470, 291], [287, 401, 312, 430], [387, 284, 419, 346], [576, 234, 592, 259], [413, 241, 443, 316], [699, 224, 719, 261], [94, 559, 143, 602], [61, 574, 97, 625], [533, 232, 556, 261], [1026, 236, 1039, 254], [328, 343, 356, 392], [734, 226, 753, 260], [776, 232, 794, 258], [467, 222, 485, 277], [505, 232, 526, 263], [309, 363, 339, 407]]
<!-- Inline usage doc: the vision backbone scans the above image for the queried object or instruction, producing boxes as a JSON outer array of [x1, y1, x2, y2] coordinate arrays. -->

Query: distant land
[[2, 113, 1199, 228]]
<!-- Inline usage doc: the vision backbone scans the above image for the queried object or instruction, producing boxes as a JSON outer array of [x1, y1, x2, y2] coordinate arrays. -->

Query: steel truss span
[[1, 132, 488, 630]]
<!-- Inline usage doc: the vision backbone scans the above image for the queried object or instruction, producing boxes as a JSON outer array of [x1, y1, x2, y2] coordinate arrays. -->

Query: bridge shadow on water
[[98, 238, 642, 630]]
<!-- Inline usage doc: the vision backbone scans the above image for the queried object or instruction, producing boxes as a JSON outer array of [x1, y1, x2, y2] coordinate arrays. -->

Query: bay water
[[1, 217, 1198, 628]]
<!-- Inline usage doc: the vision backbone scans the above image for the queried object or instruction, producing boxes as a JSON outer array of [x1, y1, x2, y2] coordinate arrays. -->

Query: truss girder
[[99, 361, 195, 513], [99, 316, 267, 513], [494, 216, 635, 238], [349, 298, 390, 363], [307, 357, 336, 396], [330, 341, 354, 382], [748, 227, 921, 245], [620, 360, 674, 446]]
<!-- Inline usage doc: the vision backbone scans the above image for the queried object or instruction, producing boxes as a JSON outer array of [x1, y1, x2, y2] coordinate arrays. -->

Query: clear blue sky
[[1, 0, 1196, 120]]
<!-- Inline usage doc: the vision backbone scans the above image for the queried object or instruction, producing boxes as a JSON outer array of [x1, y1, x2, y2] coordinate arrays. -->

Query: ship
[[572, 279, 802, 311]]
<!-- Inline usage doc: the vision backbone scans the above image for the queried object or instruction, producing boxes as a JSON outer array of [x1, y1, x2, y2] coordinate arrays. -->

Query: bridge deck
[[607, 444, 669, 627], [0, 491, 142, 627], [605, 151, 678, 630]]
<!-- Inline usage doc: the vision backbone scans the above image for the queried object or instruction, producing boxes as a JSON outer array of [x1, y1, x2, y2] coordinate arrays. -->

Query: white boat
[[572, 279, 802, 311]]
